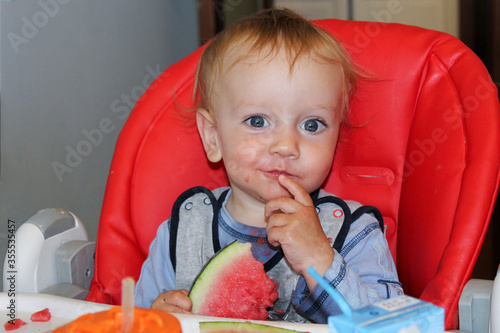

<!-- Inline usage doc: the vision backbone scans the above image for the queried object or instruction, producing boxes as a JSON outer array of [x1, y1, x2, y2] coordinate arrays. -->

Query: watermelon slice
[[190, 241, 279, 320], [4, 318, 28, 331], [199, 321, 307, 333], [31, 308, 51, 322]]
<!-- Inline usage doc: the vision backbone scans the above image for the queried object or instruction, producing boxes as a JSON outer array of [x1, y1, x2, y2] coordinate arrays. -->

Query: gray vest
[[169, 186, 383, 322]]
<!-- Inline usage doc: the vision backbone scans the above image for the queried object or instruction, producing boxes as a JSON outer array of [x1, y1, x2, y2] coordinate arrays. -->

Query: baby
[[135, 8, 402, 323]]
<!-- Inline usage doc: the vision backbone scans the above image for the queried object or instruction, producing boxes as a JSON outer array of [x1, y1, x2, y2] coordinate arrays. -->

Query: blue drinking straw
[[307, 267, 353, 318]]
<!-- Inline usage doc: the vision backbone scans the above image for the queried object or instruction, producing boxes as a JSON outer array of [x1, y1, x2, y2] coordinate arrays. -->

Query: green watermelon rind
[[189, 241, 254, 314], [199, 321, 306, 333]]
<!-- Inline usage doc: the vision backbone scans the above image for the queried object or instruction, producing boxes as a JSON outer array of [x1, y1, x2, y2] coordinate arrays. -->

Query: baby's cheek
[[223, 159, 252, 183], [236, 140, 261, 162], [226, 162, 252, 185]]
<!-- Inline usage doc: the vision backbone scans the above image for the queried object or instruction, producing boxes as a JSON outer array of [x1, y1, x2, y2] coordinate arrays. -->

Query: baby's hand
[[151, 289, 193, 315], [265, 175, 334, 289]]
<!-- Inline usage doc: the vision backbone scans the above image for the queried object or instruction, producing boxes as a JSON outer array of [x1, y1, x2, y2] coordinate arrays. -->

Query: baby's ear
[[196, 109, 222, 163]]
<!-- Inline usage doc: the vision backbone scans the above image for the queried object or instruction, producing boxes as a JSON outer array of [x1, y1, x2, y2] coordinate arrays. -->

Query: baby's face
[[209, 50, 343, 204]]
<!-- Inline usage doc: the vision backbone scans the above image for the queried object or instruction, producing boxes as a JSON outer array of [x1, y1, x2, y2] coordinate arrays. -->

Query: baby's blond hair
[[194, 8, 359, 123]]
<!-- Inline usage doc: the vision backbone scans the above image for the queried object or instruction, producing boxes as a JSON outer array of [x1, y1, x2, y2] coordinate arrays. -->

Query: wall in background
[[0, 0, 199, 289], [274, 0, 459, 37]]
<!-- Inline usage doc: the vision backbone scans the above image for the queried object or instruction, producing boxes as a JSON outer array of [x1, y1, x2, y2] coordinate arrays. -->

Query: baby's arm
[[265, 175, 334, 290], [135, 220, 191, 314], [293, 213, 402, 323]]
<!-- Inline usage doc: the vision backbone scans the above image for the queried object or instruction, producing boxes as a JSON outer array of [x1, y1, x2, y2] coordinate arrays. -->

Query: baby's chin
[[259, 186, 294, 202]]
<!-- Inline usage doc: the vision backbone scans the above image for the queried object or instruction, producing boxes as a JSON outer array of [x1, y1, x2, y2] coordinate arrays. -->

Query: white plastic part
[[459, 279, 494, 333], [3, 208, 91, 295], [491, 264, 500, 333], [4, 223, 45, 292]]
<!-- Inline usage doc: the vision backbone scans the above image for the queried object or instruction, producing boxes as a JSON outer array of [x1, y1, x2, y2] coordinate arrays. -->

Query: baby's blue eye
[[302, 119, 326, 133], [245, 115, 269, 128]]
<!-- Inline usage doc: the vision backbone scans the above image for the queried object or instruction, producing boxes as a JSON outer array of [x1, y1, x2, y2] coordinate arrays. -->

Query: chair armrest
[[2, 208, 95, 299], [458, 279, 493, 333]]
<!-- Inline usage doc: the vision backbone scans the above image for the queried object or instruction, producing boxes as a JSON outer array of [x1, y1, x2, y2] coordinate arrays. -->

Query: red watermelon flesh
[[30, 308, 51, 322], [190, 241, 279, 320], [4, 319, 28, 331]]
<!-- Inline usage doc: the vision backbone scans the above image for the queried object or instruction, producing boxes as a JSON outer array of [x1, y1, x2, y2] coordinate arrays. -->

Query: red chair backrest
[[87, 19, 500, 330]]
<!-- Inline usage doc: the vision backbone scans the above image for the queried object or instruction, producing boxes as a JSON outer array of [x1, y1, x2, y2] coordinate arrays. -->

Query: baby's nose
[[269, 129, 299, 158]]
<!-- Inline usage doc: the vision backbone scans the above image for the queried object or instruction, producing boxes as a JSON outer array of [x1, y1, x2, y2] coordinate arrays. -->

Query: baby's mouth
[[262, 169, 295, 179]]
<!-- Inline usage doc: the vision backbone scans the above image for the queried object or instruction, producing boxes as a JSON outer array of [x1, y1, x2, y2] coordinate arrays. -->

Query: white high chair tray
[[0, 292, 329, 332], [0, 292, 112, 332]]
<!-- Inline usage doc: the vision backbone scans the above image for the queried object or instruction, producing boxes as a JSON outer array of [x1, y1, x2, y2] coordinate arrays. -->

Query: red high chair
[[86, 19, 500, 330]]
